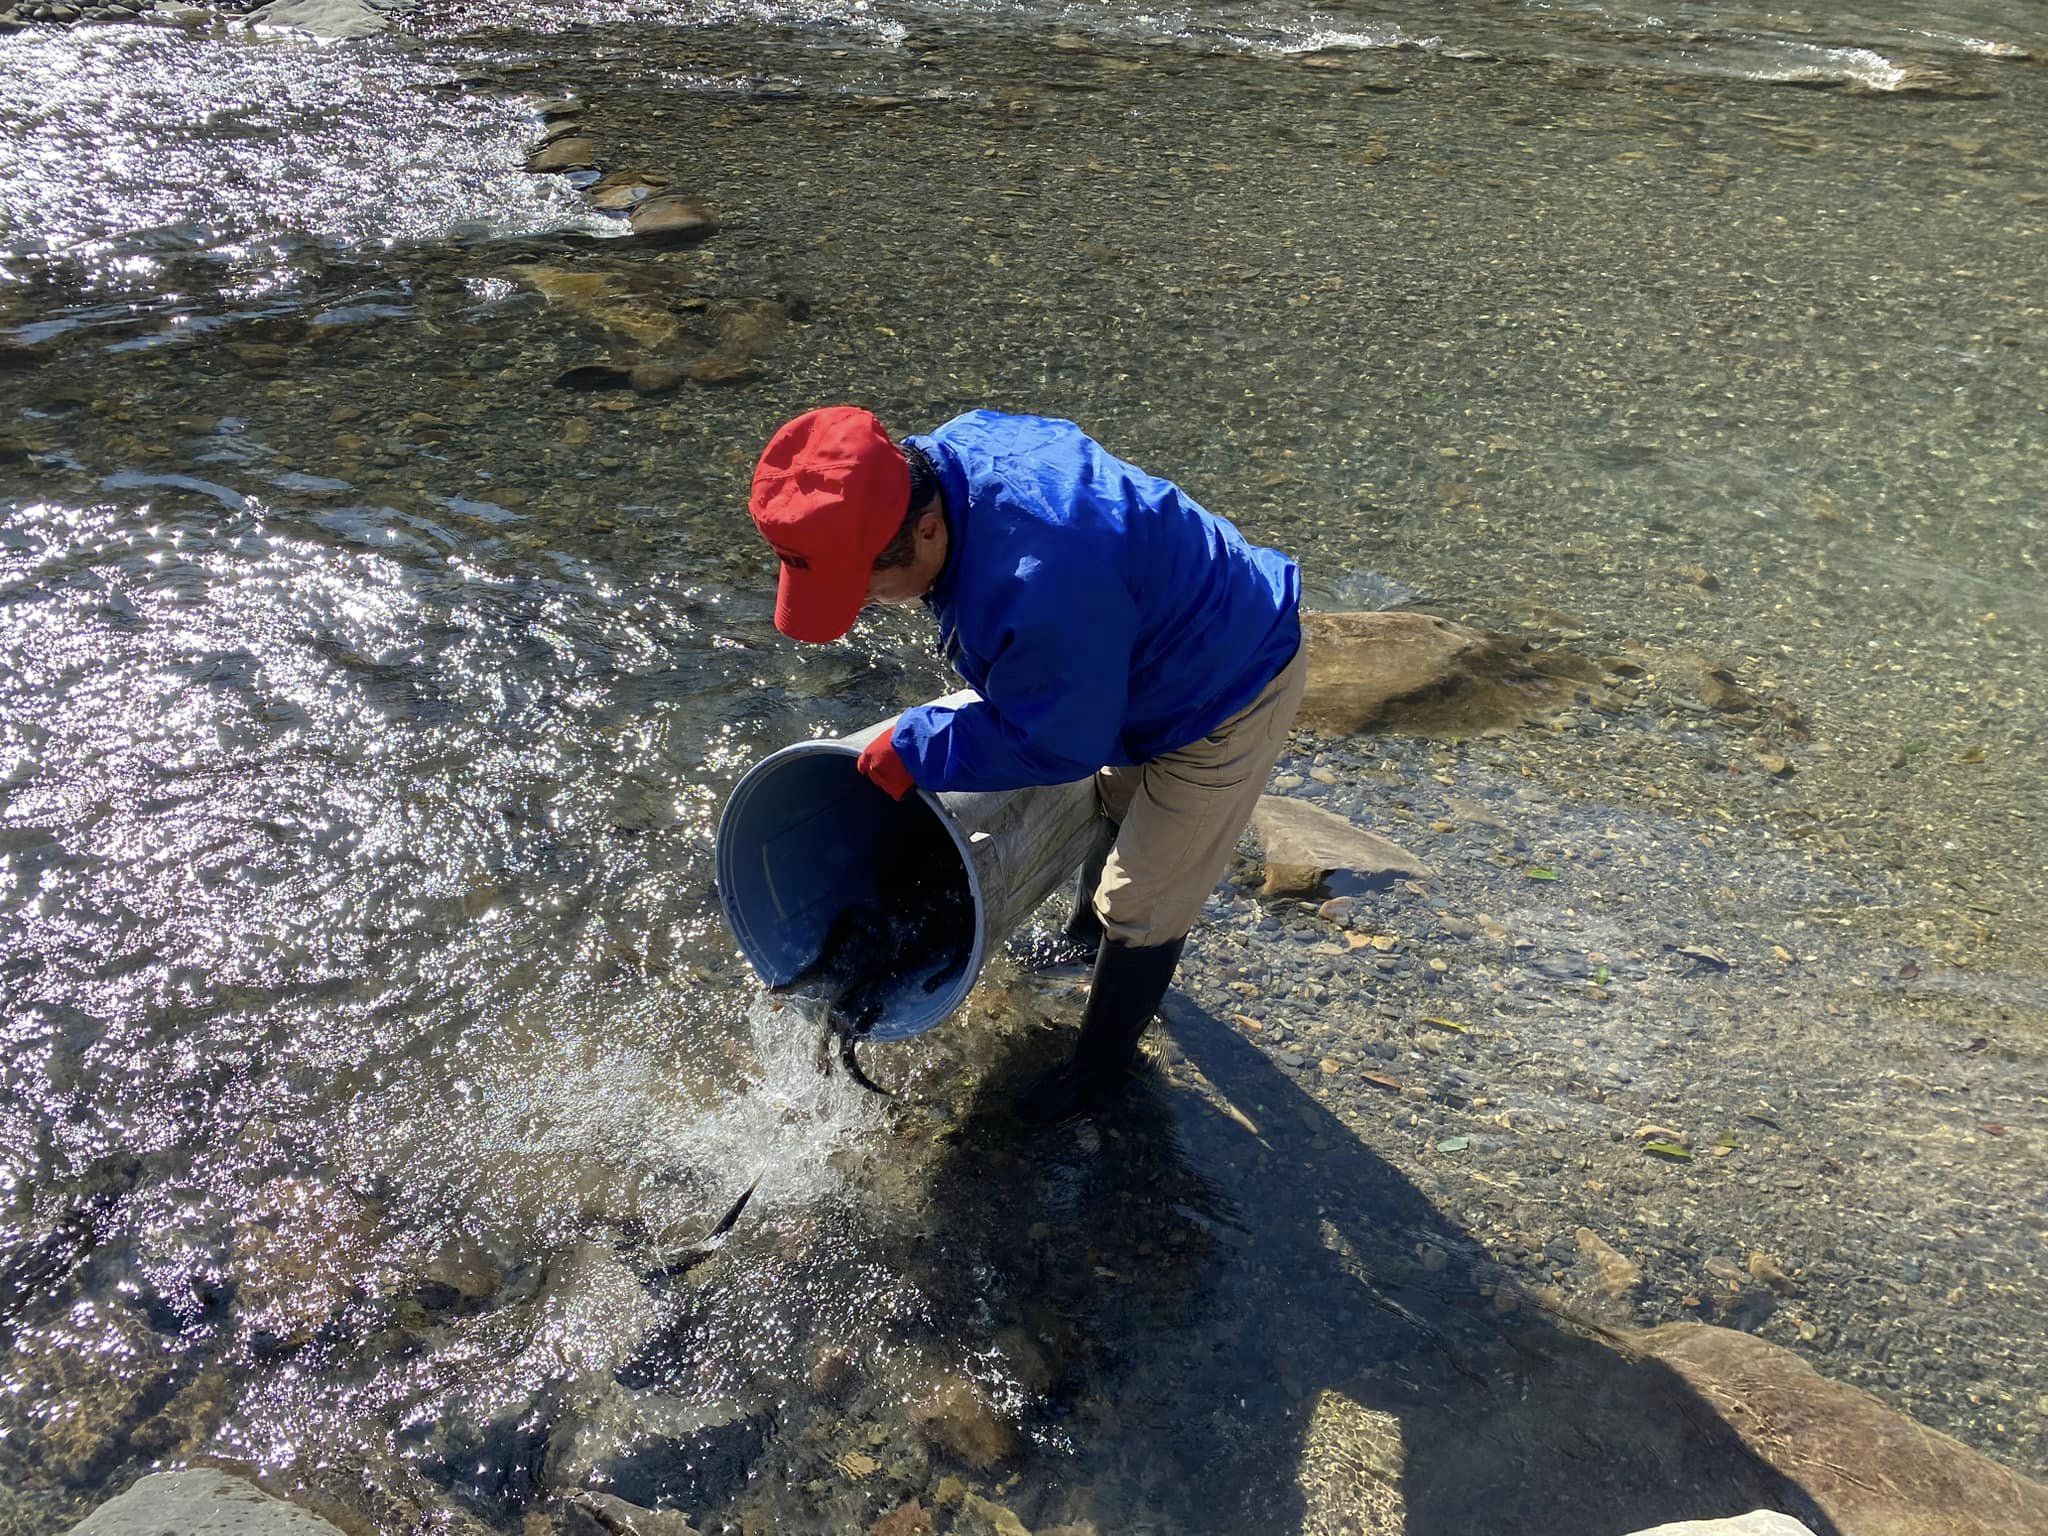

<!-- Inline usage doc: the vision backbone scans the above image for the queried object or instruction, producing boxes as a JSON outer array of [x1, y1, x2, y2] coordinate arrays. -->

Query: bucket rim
[[715, 737, 989, 1041]]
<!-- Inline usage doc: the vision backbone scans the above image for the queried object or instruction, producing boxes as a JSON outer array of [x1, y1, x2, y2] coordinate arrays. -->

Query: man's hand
[[857, 732, 916, 801]]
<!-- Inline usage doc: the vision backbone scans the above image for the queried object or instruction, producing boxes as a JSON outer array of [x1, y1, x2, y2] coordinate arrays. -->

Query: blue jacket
[[890, 411, 1301, 794]]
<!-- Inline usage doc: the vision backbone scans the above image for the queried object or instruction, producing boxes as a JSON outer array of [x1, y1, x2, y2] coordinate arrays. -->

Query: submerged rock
[[0, 338, 55, 370], [231, 1177, 383, 1352], [868, 1501, 935, 1536], [516, 267, 683, 351], [1575, 1226, 1642, 1301], [628, 360, 689, 395], [684, 354, 763, 387], [1302, 610, 1622, 737], [911, 1375, 1017, 1469], [568, 1490, 700, 1536], [9, 1299, 176, 1486], [628, 194, 719, 243], [65, 1469, 349, 1534], [1245, 795, 1431, 898], [587, 169, 672, 211]]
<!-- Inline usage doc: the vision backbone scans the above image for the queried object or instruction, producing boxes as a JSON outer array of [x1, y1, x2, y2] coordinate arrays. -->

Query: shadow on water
[[918, 994, 1843, 1536]]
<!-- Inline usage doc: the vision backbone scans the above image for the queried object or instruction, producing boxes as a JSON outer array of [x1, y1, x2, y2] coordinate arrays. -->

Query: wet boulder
[[64, 1469, 349, 1535], [1638, 1323, 2048, 1536], [1244, 795, 1431, 898], [1624, 1517, 1816, 1536], [628, 194, 719, 244], [527, 136, 599, 173]]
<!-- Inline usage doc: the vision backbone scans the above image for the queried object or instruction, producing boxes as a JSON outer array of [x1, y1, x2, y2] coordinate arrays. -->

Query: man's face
[[861, 508, 949, 608], [864, 563, 929, 605]]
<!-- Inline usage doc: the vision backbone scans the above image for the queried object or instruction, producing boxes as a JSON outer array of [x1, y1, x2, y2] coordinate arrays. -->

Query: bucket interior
[[716, 745, 983, 1042]]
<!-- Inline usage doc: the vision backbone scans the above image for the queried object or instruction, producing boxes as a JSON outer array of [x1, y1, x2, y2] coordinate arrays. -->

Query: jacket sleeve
[[890, 575, 1137, 793]]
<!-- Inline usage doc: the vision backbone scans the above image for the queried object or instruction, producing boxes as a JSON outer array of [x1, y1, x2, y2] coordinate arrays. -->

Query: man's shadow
[[913, 989, 1842, 1536]]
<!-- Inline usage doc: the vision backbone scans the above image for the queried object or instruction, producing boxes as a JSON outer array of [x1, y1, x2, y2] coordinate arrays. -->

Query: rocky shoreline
[[4, 5, 2044, 1535], [0, 0, 255, 29]]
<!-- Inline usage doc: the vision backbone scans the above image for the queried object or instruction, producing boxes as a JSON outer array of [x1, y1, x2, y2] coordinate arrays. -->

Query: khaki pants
[[1092, 642, 1309, 946]]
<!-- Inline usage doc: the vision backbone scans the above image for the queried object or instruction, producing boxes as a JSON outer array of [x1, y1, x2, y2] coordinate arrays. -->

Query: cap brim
[[774, 562, 868, 644]]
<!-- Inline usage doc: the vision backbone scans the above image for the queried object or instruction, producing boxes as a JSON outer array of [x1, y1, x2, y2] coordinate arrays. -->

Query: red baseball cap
[[748, 406, 910, 643]]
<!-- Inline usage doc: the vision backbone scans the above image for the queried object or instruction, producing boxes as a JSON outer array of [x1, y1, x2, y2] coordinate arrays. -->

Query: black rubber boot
[[1017, 934, 1187, 1125], [1060, 815, 1119, 951]]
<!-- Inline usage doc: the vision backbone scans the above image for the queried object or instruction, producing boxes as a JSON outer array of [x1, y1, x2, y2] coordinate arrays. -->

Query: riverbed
[[1, 0, 2044, 1530]]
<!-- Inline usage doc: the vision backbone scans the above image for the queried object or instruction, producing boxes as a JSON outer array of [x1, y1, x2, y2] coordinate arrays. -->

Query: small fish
[[775, 878, 972, 1097], [640, 1179, 758, 1284], [0, 1192, 118, 1328]]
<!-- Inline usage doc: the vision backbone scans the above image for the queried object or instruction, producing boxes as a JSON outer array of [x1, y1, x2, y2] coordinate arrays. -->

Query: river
[[1, 0, 2044, 1530]]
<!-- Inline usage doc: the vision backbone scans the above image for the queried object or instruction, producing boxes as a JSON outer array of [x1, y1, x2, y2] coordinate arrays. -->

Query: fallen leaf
[[836, 1451, 880, 1479], [1982, 1122, 2008, 1137], [1420, 1016, 1467, 1034], [1361, 1072, 1403, 1093], [1527, 868, 1560, 881], [1642, 1141, 1693, 1161]]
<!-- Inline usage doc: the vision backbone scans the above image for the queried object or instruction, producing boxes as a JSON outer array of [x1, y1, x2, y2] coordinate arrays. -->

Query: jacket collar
[[910, 432, 969, 612]]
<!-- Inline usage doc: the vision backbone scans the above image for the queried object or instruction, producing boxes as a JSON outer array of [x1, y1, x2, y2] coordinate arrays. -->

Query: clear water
[[1, 0, 2044, 1528]]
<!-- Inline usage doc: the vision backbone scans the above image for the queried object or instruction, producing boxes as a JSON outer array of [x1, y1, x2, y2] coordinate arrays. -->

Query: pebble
[[1748, 1251, 1799, 1295], [1272, 773, 1306, 790], [1704, 1256, 1747, 1287]]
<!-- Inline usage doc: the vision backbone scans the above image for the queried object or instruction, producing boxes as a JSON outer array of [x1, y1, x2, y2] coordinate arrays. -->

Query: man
[[749, 405, 1305, 1122]]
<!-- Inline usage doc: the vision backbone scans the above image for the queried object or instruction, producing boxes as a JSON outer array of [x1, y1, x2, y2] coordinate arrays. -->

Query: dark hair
[[873, 445, 940, 571]]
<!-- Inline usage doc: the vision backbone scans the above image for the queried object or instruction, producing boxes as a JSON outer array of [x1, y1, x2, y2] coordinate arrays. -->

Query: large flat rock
[[1640, 1323, 2048, 1536], [67, 1470, 349, 1536], [1627, 1517, 1817, 1536], [1249, 795, 1431, 898]]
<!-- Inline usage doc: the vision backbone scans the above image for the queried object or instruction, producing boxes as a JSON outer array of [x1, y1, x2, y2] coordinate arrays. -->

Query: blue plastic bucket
[[715, 703, 1102, 1042]]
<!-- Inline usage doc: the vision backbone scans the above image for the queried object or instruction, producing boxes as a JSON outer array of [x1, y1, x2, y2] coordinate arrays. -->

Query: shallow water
[[2, 0, 2045, 1528]]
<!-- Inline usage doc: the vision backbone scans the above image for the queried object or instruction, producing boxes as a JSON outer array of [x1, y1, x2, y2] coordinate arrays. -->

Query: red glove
[[856, 732, 916, 801]]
